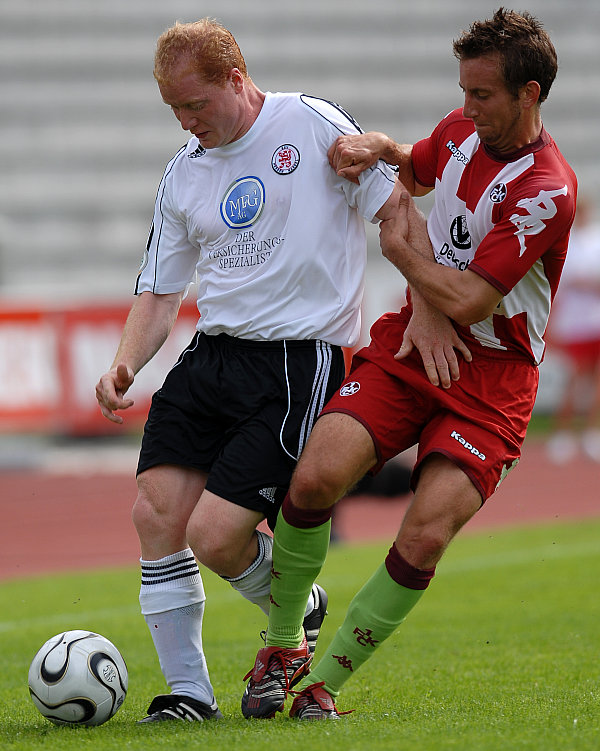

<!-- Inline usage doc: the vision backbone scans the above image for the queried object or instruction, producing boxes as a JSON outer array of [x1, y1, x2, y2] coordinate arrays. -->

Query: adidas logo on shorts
[[259, 486, 277, 503]]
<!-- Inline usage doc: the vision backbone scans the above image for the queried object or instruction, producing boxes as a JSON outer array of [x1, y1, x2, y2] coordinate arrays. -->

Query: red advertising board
[[0, 302, 199, 435]]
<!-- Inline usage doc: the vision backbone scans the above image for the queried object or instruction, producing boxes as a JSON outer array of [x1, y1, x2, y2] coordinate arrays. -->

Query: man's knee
[[396, 526, 449, 570], [290, 460, 341, 509], [290, 413, 376, 509], [185, 495, 263, 577], [132, 468, 199, 547], [187, 519, 253, 577]]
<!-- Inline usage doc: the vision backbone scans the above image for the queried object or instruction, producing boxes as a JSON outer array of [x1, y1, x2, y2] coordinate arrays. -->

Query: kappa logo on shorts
[[450, 430, 486, 461], [271, 144, 300, 175], [340, 381, 360, 396]]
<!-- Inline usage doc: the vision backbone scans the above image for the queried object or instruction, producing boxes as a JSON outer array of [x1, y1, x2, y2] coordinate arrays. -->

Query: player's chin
[[195, 132, 219, 149]]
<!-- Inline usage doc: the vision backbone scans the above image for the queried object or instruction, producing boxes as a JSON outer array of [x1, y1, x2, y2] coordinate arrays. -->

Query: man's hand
[[95, 363, 135, 424], [396, 304, 472, 388], [328, 132, 390, 184]]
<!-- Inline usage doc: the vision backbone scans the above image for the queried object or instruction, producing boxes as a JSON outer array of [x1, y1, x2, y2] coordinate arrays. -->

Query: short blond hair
[[154, 18, 248, 86]]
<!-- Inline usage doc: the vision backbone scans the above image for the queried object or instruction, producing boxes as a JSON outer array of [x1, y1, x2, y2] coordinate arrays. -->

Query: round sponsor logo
[[490, 183, 507, 203], [450, 215, 471, 250], [220, 176, 265, 229], [340, 381, 360, 396], [271, 144, 300, 175]]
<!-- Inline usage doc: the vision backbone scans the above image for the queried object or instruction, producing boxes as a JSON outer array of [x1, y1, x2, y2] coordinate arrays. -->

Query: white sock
[[139, 548, 215, 705], [223, 530, 273, 615], [224, 530, 315, 618]]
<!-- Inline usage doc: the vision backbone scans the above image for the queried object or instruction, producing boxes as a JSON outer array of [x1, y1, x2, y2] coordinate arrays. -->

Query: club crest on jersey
[[220, 176, 265, 229], [490, 183, 507, 203], [271, 144, 300, 175], [340, 381, 360, 396]]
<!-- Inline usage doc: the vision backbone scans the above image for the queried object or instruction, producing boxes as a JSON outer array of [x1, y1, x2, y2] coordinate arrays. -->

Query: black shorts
[[137, 332, 345, 530]]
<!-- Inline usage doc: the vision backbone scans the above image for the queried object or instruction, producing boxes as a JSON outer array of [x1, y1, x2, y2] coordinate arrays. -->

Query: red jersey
[[412, 108, 577, 365]]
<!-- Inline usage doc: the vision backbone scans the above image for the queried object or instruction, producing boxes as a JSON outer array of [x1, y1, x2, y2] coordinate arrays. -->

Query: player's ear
[[229, 68, 245, 93], [520, 80, 541, 109]]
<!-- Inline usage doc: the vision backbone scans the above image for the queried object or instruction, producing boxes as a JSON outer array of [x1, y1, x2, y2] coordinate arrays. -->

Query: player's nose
[[176, 108, 198, 132], [462, 94, 478, 120]]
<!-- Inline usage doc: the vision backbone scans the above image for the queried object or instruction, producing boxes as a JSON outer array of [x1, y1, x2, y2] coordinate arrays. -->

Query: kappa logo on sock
[[332, 654, 353, 671], [259, 486, 277, 503]]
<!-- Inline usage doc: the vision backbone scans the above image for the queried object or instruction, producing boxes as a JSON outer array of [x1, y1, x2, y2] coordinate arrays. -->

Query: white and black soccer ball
[[28, 630, 128, 726]]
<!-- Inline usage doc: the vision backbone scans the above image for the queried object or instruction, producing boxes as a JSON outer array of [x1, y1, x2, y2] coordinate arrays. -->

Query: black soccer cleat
[[241, 635, 312, 719], [303, 583, 328, 656], [137, 693, 223, 723]]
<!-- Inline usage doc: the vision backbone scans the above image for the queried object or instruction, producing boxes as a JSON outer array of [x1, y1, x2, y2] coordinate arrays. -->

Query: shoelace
[[243, 648, 310, 691], [290, 681, 354, 715]]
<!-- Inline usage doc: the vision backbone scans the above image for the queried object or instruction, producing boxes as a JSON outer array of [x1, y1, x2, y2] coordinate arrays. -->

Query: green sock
[[266, 510, 331, 649], [303, 562, 425, 696]]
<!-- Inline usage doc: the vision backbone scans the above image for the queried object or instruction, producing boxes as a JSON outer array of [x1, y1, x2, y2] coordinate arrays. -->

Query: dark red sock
[[281, 492, 334, 529], [385, 544, 436, 590]]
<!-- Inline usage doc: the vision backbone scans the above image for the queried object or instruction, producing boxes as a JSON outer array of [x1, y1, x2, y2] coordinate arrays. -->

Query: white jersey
[[136, 92, 396, 347]]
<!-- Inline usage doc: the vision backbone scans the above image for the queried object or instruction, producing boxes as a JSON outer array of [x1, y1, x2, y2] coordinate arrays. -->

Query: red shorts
[[556, 338, 600, 369], [321, 312, 539, 502]]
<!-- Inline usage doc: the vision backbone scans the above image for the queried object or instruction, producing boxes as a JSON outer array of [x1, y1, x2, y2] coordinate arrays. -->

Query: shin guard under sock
[[266, 504, 332, 649]]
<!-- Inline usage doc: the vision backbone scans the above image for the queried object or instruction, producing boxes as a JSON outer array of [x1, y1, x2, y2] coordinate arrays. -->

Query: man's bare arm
[[95, 291, 184, 423], [380, 191, 503, 326]]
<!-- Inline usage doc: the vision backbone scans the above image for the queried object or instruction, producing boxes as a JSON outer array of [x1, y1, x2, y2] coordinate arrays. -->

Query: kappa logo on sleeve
[[340, 382, 360, 396], [509, 185, 568, 256]]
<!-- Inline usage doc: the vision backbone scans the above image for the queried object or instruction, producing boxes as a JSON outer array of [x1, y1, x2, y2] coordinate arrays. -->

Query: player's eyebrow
[[163, 97, 208, 108], [459, 83, 492, 95]]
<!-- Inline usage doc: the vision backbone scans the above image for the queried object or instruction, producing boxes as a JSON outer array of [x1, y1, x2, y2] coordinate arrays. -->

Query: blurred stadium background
[[0, 0, 598, 443]]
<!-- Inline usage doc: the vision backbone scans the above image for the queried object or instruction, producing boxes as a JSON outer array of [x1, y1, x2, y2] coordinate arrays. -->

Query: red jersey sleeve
[[412, 109, 468, 188], [469, 147, 576, 295]]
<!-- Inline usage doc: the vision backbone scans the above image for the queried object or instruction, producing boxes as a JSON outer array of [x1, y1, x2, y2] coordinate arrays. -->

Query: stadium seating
[[0, 0, 596, 299]]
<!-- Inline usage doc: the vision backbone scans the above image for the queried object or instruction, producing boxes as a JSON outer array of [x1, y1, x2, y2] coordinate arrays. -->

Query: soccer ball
[[28, 630, 128, 726]]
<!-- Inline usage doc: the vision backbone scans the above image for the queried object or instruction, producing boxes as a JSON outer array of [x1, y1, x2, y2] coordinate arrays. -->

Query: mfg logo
[[220, 176, 265, 229]]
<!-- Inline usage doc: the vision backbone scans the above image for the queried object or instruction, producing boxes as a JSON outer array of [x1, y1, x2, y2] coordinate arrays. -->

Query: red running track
[[1, 439, 598, 581]]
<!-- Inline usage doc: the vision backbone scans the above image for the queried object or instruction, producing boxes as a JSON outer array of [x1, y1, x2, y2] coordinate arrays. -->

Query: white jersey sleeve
[[136, 146, 200, 295], [298, 95, 394, 222]]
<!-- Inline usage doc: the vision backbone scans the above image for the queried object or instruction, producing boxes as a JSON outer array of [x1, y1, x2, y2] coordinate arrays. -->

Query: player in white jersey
[[95, 18, 464, 724], [241, 8, 577, 720]]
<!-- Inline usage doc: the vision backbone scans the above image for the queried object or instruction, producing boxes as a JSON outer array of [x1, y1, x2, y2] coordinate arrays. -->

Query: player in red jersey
[[241, 8, 577, 720]]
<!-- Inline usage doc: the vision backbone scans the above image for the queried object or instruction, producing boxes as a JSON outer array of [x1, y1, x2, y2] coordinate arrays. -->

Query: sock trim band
[[281, 493, 334, 529], [141, 549, 200, 588], [385, 544, 435, 590]]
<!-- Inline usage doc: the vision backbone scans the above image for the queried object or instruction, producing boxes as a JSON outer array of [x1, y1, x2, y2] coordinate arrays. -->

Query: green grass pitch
[[1, 519, 598, 751]]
